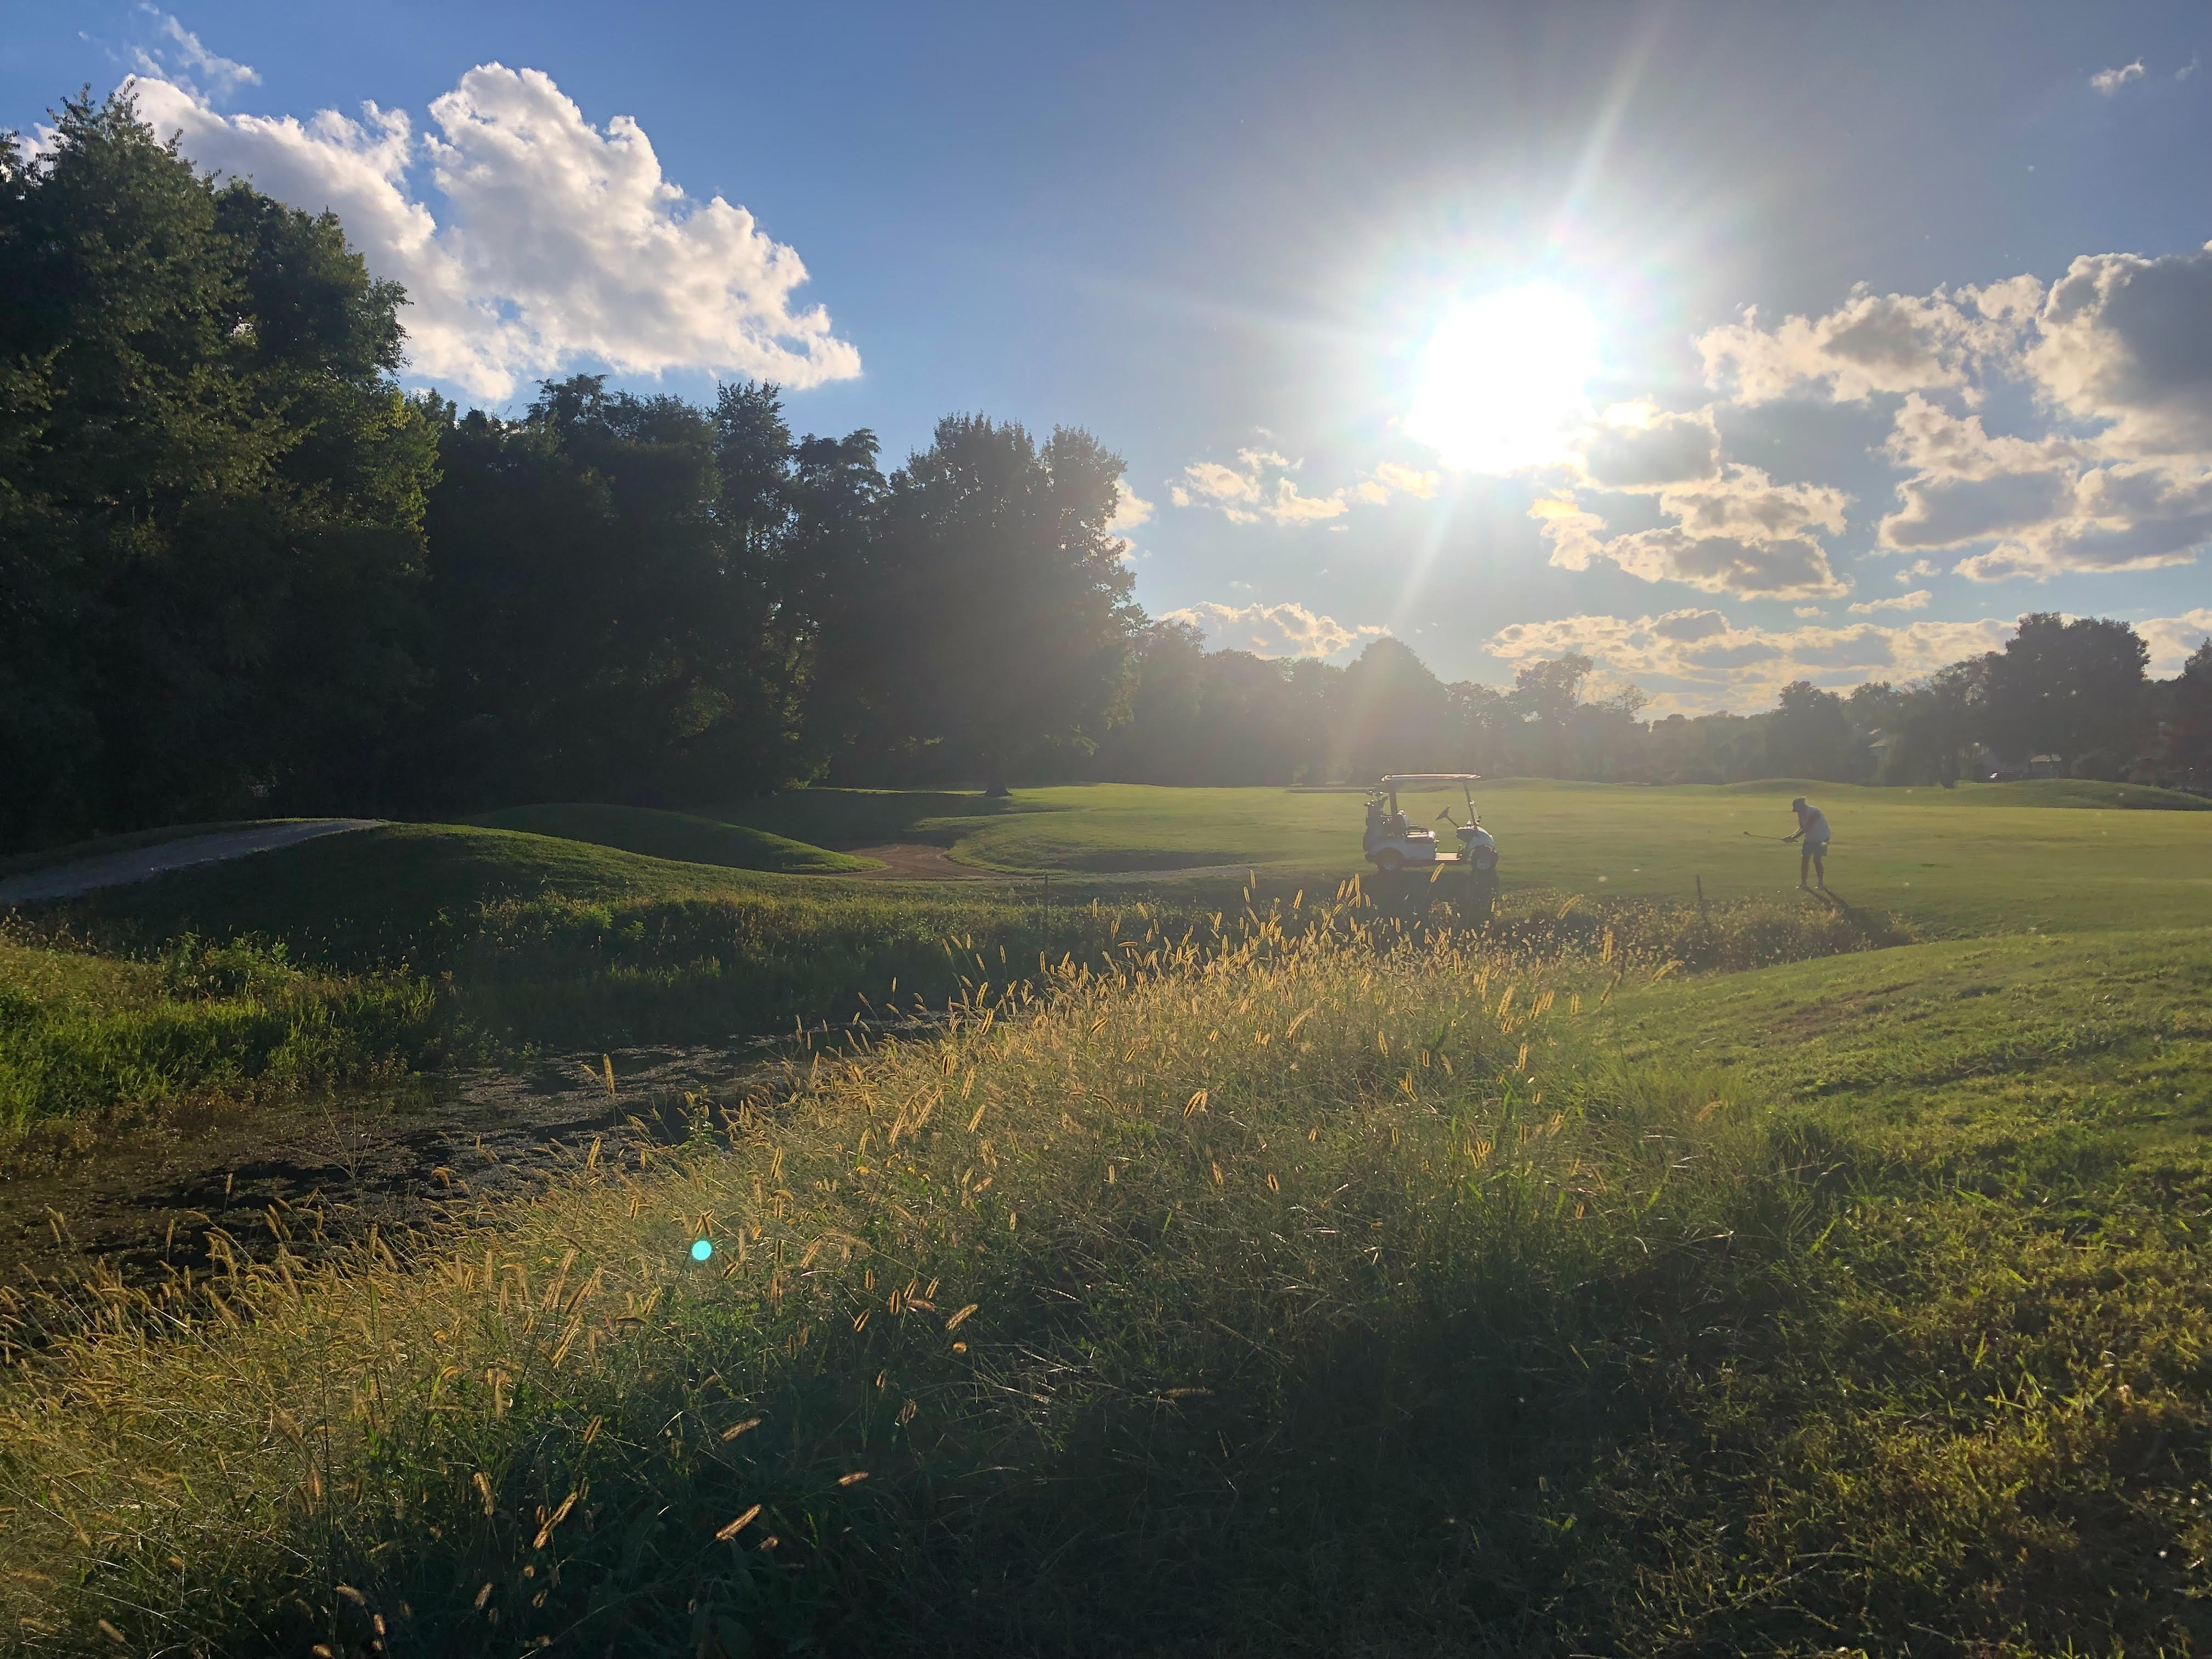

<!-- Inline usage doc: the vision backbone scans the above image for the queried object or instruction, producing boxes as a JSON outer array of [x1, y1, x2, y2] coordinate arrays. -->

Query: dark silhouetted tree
[[410, 376, 874, 809], [1765, 681, 1861, 779], [2159, 639, 2212, 786], [0, 88, 436, 848], [1878, 656, 1991, 785], [1337, 637, 1450, 780], [858, 417, 1140, 794], [1983, 613, 2149, 775]]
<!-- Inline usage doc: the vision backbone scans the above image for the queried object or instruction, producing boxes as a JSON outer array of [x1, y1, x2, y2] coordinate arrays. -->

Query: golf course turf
[[1, 779, 2209, 1655]]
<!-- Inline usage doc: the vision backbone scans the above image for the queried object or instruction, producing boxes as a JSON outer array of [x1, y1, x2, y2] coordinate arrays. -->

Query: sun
[[1404, 284, 1600, 473]]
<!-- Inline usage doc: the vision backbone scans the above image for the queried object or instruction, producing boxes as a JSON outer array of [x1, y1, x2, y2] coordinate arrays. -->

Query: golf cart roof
[[1379, 773, 1482, 785]]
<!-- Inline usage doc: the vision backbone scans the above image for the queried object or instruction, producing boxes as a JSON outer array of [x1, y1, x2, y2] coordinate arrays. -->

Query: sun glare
[[1405, 285, 1600, 473]]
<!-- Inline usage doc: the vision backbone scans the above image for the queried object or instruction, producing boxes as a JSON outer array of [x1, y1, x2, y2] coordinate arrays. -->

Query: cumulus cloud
[[1703, 249, 2212, 582], [1368, 460, 1442, 499], [1532, 465, 1851, 599], [130, 7, 259, 102], [1161, 601, 1387, 659], [2138, 608, 2212, 674], [1695, 283, 2035, 406], [1167, 448, 1436, 527], [2091, 60, 2146, 94], [1874, 391, 2212, 579], [1487, 609, 2018, 710], [2030, 247, 2212, 455], [1576, 405, 1722, 489], [129, 65, 860, 400], [1107, 484, 1154, 536], [1849, 589, 1932, 614]]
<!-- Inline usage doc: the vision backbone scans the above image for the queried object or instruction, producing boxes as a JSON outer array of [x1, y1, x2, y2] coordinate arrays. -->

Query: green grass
[[9, 771, 2205, 1128], [0, 928, 441, 1130], [466, 804, 874, 874], [701, 788, 1039, 849], [7, 783, 2212, 1652], [1, 826, 1179, 1123], [732, 781, 2212, 936], [10, 893, 2212, 1654]]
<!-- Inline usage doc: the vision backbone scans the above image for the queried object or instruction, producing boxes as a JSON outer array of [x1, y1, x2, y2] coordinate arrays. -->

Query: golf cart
[[1363, 774, 1498, 883]]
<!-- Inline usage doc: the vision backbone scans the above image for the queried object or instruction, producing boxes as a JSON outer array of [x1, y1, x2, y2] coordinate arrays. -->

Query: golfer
[[1785, 797, 1830, 891]]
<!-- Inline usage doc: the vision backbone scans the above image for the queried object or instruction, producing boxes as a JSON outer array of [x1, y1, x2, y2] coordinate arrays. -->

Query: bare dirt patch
[[826, 842, 1000, 879], [0, 1045, 781, 1293]]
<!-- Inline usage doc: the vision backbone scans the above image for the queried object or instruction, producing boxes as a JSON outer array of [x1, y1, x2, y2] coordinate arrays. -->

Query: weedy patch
[[1, 895, 1798, 1655]]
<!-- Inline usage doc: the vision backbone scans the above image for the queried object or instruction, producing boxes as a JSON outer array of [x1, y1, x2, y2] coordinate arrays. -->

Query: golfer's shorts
[[1805, 839, 1830, 856]]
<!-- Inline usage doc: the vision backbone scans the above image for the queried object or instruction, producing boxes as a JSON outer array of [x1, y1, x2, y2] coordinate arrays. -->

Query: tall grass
[[0, 929, 439, 1132], [0, 895, 1805, 1655], [6, 878, 1895, 1129]]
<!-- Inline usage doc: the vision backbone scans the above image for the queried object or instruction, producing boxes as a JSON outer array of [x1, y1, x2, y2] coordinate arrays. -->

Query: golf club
[[1741, 830, 1794, 842]]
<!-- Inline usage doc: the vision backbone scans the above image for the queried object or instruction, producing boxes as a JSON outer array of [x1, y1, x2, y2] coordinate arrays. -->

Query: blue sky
[[8, 2, 2211, 709]]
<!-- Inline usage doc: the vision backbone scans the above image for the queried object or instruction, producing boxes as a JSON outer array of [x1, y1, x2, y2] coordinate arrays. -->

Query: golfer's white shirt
[[1799, 809, 1830, 844]]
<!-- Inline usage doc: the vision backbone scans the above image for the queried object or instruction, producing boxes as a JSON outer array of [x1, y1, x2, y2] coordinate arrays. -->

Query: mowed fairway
[[760, 779, 2212, 935]]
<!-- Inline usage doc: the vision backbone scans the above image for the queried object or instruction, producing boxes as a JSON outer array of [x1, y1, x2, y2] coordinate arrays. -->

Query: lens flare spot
[[690, 1237, 714, 1263]]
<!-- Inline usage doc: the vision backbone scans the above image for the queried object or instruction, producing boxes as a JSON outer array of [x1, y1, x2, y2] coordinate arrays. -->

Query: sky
[[7, 1, 2211, 714]]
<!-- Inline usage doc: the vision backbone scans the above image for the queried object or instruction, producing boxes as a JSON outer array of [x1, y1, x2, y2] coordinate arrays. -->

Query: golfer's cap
[[1790, 797, 1807, 810]]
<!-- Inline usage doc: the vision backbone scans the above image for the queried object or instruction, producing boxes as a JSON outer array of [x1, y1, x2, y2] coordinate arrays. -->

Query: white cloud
[[1107, 484, 1154, 536], [1695, 284, 2033, 406], [1794, 606, 1825, 618], [1369, 460, 1442, 499], [2138, 608, 2212, 674], [2091, 60, 2146, 94], [129, 65, 860, 401], [131, 7, 258, 103], [1532, 465, 1851, 599], [1849, 589, 1932, 614], [2029, 246, 2212, 455], [1161, 600, 1387, 659], [1874, 391, 2212, 580], [1167, 448, 1436, 528], [1487, 609, 2018, 711], [1705, 251, 2212, 582]]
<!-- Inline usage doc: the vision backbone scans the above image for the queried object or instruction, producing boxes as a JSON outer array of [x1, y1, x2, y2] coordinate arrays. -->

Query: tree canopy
[[0, 88, 435, 846], [2, 89, 2204, 853]]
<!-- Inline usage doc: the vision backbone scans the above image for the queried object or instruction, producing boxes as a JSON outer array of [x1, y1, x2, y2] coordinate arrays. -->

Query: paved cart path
[[0, 820, 382, 907]]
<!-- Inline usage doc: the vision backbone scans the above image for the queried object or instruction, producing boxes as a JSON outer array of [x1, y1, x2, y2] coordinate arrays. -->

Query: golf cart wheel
[[1375, 850, 1404, 873]]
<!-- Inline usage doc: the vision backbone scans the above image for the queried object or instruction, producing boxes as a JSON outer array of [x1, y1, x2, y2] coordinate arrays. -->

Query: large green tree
[[1983, 612, 2151, 775], [408, 377, 881, 810], [0, 90, 436, 848], [1764, 680, 1863, 780], [859, 417, 1140, 793]]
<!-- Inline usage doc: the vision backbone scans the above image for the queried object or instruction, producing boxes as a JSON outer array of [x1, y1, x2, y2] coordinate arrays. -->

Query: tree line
[[1097, 611, 2208, 793], [4, 92, 2207, 852]]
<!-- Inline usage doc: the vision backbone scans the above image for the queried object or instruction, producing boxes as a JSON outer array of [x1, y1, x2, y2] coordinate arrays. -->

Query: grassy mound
[[2, 827, 1116, 1120], [0, 906, 1764, 1654], [469, 804, 874, 873], [699, 789, 1044, 850], [7, 901, 2210, 1654]]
